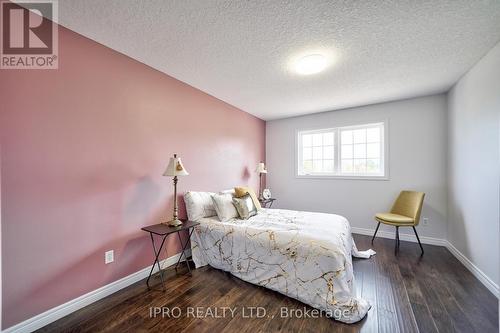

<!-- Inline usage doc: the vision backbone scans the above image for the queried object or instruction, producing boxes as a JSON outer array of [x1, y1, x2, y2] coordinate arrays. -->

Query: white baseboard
[[351, 226, 447, 246], [352, 226, 499, 298], [3, 250, 191, 333], [445, 241, 499, 298]]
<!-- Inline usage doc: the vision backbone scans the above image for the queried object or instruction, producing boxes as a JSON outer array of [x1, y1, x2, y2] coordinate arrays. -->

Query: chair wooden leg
[[372, 222, 380, 243], [412, 226, 424, 255]]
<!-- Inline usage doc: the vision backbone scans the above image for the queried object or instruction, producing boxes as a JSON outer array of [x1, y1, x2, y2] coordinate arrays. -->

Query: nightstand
[[259, 198, 276, 208], [141, 220, 199, 291]]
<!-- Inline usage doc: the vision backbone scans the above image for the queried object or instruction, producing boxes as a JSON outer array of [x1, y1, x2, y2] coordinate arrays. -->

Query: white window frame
[[296, 120, 389, 180]]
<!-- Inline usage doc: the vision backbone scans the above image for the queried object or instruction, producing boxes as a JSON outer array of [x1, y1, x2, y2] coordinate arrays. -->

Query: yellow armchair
[[372, 191, 425, 255]]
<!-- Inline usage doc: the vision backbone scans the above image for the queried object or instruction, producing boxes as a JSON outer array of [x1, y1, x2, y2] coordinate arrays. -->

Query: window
[[297, 122, 386, 178]]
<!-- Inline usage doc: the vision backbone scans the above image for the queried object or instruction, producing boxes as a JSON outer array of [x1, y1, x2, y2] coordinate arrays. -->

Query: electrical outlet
[[105, 250, 114, 264], [422, 217, 429, 226]]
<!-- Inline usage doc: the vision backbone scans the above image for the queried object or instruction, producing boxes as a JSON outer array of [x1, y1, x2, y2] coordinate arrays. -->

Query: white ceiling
[[55, 0, 500, 120]]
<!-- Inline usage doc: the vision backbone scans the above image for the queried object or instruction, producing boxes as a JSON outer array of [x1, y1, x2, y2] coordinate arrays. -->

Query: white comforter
[[190, 208, 375, 323]]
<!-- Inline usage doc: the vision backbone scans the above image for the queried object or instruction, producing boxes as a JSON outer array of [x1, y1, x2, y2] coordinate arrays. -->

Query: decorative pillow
[[211, 193, 239, 222], [184, 191, 217, 221], [232, 194, 258, 219], [234, 186, 262, 210]]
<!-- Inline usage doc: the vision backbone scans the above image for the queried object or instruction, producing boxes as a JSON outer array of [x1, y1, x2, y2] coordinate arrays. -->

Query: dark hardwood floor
[[37, 235, 499, 333]]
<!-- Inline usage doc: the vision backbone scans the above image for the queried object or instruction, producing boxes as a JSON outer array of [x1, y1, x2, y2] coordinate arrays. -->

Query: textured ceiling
[[54, 0, 500, 120]]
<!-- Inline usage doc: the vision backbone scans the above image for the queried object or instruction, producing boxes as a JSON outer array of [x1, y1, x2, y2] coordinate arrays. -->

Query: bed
[[189, 207, 375, 323]]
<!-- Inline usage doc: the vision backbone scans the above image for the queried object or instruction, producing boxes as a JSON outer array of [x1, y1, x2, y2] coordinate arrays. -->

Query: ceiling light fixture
[[294, 54, 328, 75]]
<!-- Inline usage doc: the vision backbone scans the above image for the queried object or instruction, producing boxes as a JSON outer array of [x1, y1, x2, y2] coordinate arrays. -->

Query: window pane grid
[[299, 130, 336, 175], [339, 124, 383, 175], [299, 122, 385, 177]]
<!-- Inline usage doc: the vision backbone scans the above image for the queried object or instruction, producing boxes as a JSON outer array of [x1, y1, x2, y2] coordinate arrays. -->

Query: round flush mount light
[[294, 54, 328, 75]]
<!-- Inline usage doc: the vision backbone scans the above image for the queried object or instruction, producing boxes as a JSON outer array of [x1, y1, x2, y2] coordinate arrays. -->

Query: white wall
[[266, 94, 448, 239], [447, 42, 500, 287]]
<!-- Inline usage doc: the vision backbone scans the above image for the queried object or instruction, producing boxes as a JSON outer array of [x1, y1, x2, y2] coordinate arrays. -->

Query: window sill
[[296, 174, 389, 181]]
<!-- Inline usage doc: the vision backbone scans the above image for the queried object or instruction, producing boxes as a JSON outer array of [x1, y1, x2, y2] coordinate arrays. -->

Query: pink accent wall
[[0, 24, 265, 328]]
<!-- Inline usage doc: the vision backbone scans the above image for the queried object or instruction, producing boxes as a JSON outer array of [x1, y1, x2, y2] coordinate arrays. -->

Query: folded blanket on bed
[[191, 208, 375, 323]]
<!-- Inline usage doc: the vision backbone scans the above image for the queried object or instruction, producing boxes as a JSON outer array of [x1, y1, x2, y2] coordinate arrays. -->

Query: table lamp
[[163, 154, 189, 226], [255, 162, 267, 200]]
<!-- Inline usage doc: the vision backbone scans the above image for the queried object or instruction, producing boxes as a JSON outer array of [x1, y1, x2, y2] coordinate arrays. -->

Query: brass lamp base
[[164, 218, 183, 227]]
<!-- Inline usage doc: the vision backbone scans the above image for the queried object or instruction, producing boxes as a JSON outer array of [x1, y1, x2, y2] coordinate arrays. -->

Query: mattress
[[190, 208, 375, 323]]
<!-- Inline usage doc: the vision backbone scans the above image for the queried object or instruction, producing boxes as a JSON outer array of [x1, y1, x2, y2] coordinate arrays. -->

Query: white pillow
[[211, 193, 239, 222], [184, 191, 217, 221], [220, 189, 235, 195]]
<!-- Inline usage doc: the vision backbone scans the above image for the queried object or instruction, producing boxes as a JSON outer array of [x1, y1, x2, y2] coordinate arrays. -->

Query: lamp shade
[[163, 154, 189, 177], [255, 162, 267, 174]]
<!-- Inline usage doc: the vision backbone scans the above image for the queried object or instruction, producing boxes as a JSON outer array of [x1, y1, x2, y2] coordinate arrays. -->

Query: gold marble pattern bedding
[[190, 208, 376, 323]]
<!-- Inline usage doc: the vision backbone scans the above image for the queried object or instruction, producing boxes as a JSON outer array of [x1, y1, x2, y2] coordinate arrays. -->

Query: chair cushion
[[375, 213, 414, 225]]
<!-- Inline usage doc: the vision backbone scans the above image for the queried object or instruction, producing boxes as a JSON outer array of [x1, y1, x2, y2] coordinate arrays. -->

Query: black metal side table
[[141, 220, 199, 291], [259, 198, 276, 208]]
